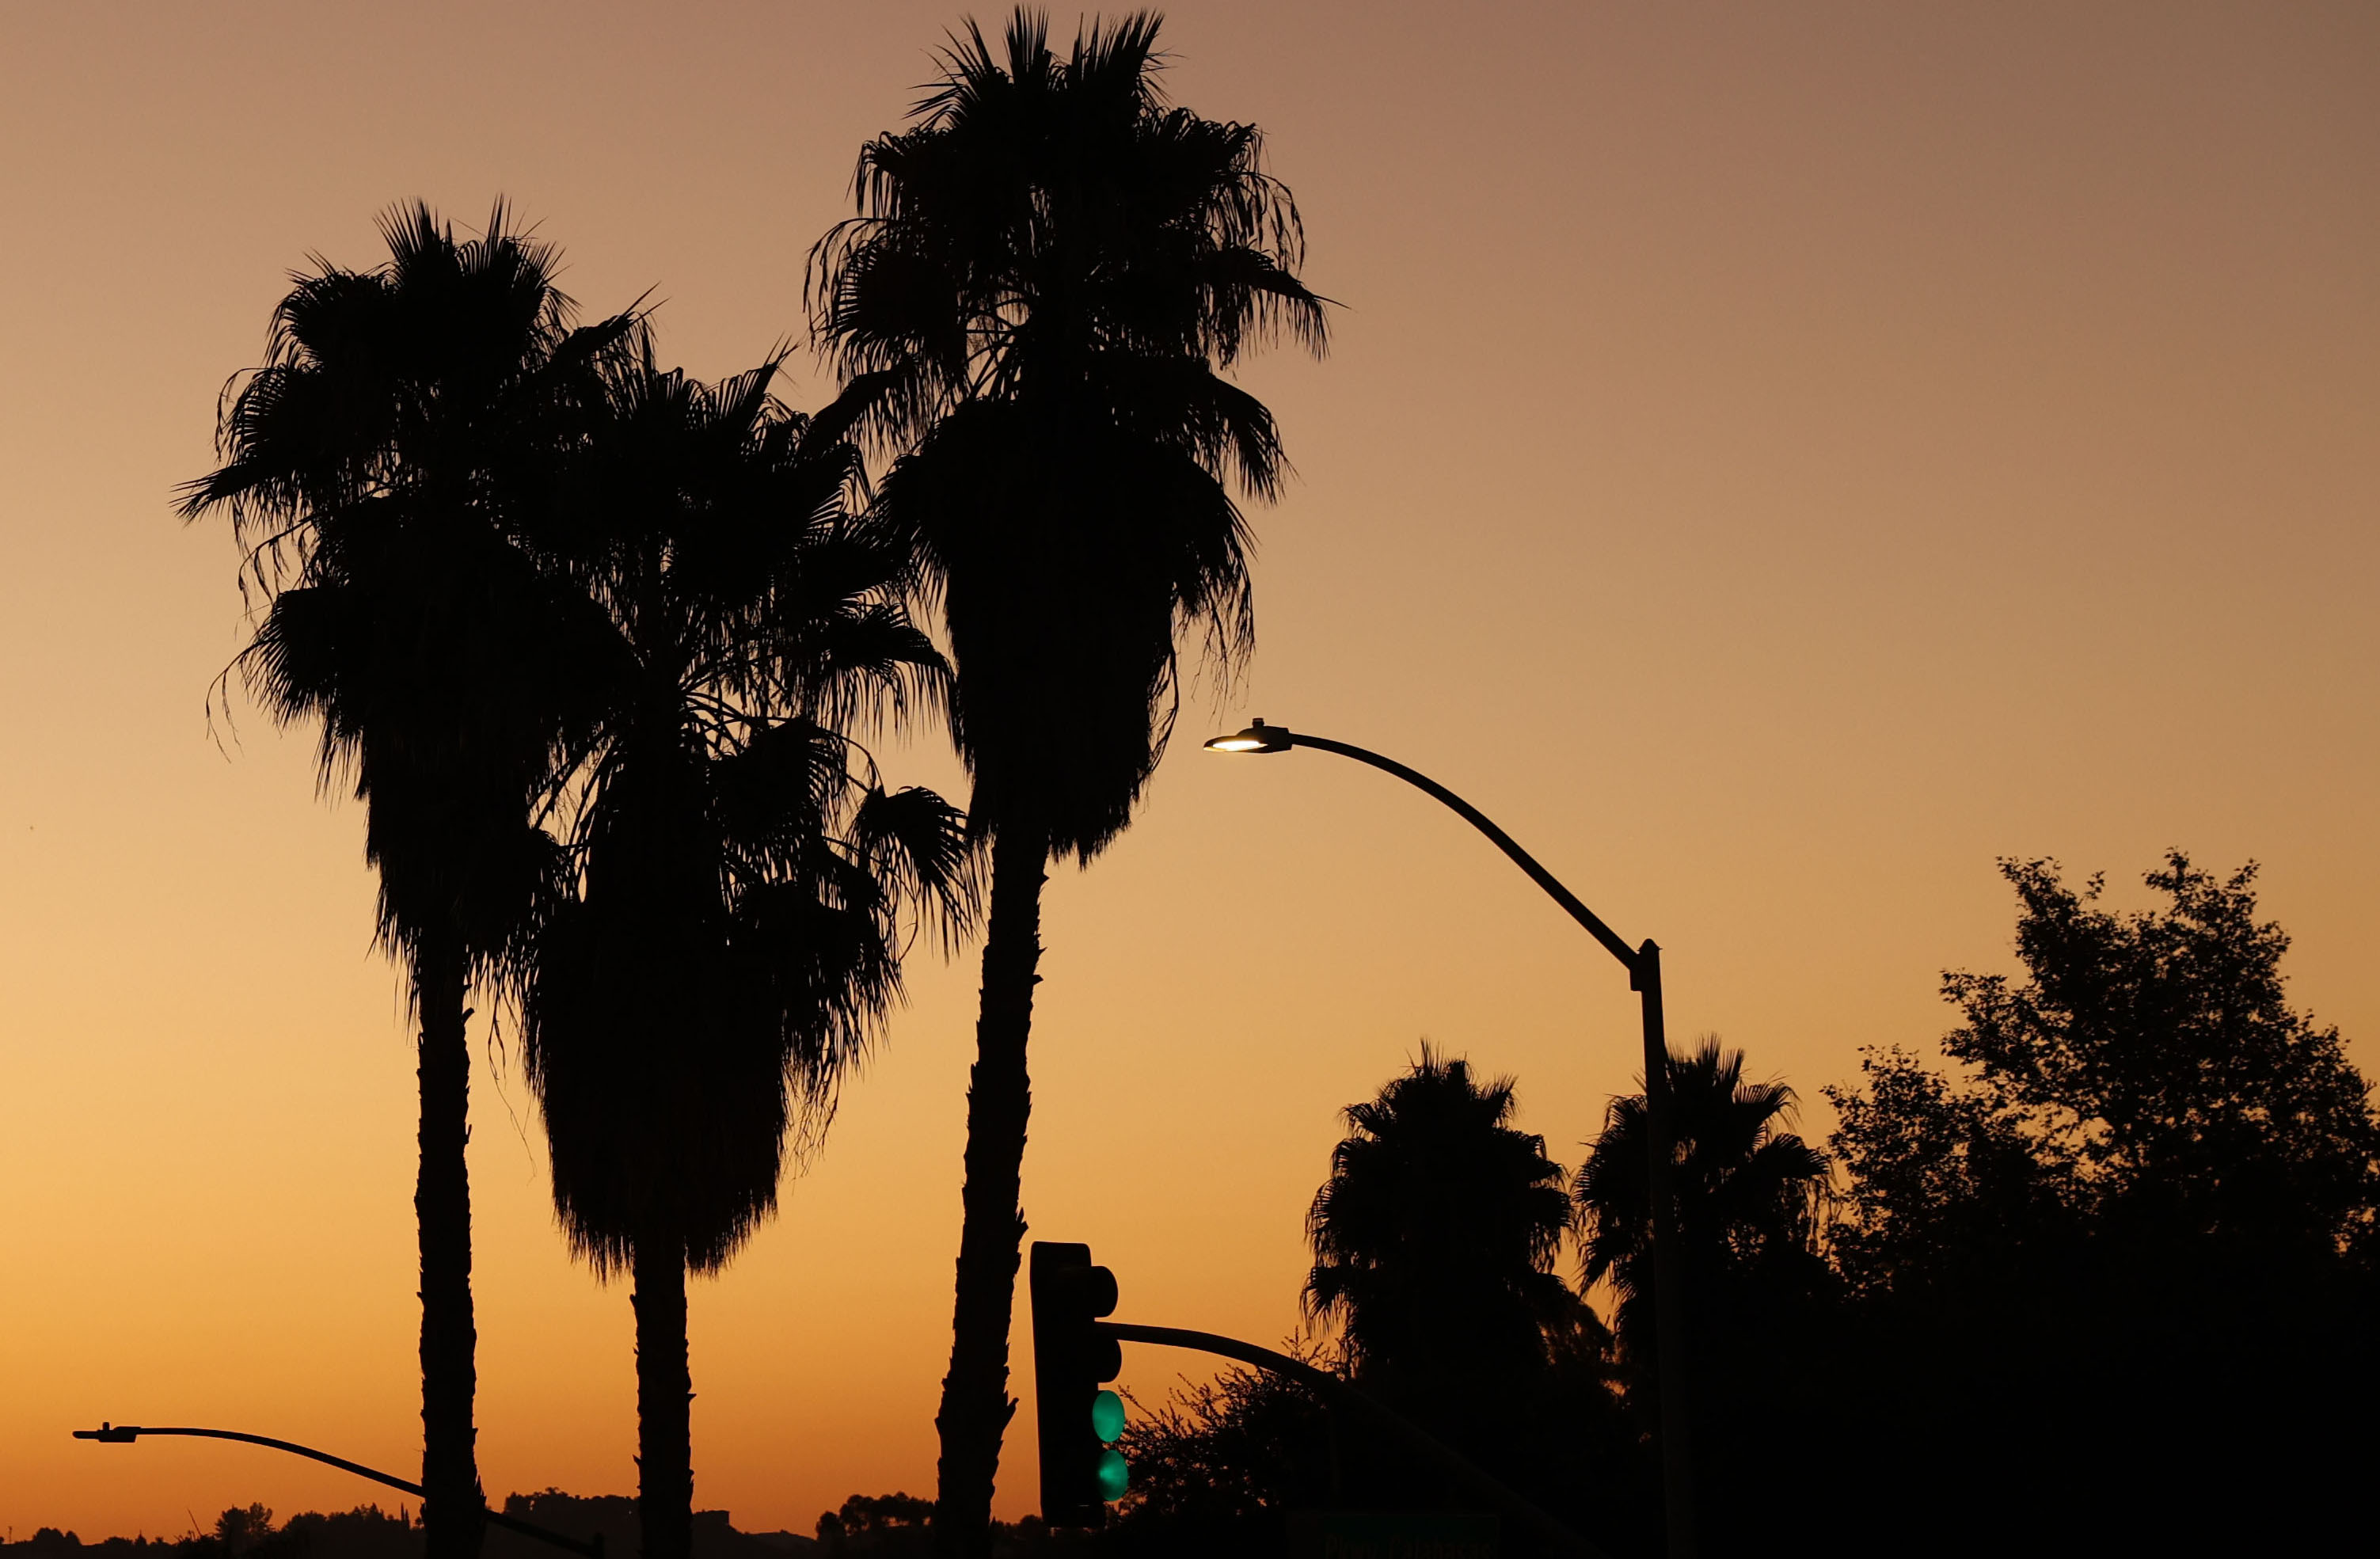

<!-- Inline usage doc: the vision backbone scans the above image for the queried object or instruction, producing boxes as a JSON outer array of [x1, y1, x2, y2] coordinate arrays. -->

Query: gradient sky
[[3, 0, 2375, 1539]]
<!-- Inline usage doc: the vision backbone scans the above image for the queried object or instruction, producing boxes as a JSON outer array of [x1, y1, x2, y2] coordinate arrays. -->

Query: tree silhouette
[[181, 203, 634, 1559], [1575, 1039, 1831, 1356], [1835, 854, 2380, 1264], [1105, 1349, 1340, 1555], [519, 350, 972, 1559], [1305, 1045, 1587, 1394], [213, 1507, 274, 1556], [1101, 1051, 1634, 1555], [808, 13, 1326, 1550], [1304, 1045, 1610, 1534], [1573, 1038, 1829, 1552], [1817, 854, 2380, 1556]]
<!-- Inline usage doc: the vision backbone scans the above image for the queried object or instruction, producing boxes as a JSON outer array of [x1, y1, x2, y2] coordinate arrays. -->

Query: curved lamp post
[[73, 1424, 600, 1559], [1204, 718, 1698, 1559]]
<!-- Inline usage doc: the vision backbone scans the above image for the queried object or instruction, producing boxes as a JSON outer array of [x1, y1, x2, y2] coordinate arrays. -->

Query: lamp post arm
[[1245, 723, 1698, 1557], [1281, 732, 1641, 973], [77, 1426, 423, 1497], [1101, 1322, 1608, 1559], [72, 1426, 601, 1559]]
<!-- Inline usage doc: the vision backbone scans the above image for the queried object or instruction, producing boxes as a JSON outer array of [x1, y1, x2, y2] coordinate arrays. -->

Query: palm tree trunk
[[634, 1228, 694, 1559], [415, 931, 483, 1559], [933, 819, 1050, 1559]]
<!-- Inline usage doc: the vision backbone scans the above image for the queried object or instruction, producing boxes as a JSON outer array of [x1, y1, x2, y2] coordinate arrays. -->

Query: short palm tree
[[809, 16, 1327, 1546], [1306, 1047, 1589, 1394], [182, 203, 632, 1559], [519, 352, 972, 1559], [1574, 1040, 1832, 1363]]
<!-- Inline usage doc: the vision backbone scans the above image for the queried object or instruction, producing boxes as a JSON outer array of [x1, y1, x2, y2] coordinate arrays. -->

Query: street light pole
[[1204, 718, 1698, 1559]]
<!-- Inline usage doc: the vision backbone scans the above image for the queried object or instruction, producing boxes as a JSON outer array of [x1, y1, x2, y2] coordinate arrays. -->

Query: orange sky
[[3, 0, 2376, 1540]]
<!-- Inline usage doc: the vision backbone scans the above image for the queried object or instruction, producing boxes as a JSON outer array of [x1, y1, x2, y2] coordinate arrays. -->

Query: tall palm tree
[[808, 16, 1326, 1546], [182, 204, 632, 1559], [1576, 1044, 1831, 1553], [1306, 1046, 1591, 1395], [1573, 1039, 1831, 1366], [519, 352, 973, 1559]]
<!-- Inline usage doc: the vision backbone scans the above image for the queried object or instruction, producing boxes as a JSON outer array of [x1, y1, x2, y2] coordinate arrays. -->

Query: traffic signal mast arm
[[1098, 1322, 1610, 1559]]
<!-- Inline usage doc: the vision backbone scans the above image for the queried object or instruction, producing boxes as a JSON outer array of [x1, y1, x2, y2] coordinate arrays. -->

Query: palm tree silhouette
[[519, 351, 974, 1559], [809, 16, 1326, 1546], [1306, 1047, 1594, 1424], [1573, 1040, 1831, 1372], [182, 203, 634, 1559]]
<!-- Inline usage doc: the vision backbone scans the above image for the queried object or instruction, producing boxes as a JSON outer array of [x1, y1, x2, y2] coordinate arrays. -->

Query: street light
[[1204, 717, 1698, 1559], [73, 1424, 600, 1559], [1203, 720, 1293, 754]]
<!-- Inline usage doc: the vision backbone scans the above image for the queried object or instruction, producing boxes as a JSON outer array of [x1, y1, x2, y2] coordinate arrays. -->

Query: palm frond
[[810, 7, 1329, 854], [515, 347, 976, 1280]]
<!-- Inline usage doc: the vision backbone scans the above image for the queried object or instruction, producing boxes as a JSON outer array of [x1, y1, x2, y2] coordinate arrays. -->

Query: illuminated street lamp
[[1203, 718, 1699, 1559], [1203, 721, 1292, 754]]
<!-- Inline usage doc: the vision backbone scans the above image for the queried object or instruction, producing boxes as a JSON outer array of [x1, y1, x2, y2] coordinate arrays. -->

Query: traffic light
[[1030, 1241, 1127, 1526]]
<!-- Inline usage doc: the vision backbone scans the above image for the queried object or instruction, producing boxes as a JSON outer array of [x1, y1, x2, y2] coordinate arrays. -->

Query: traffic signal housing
[[1030, 1241, 1126, 1527]]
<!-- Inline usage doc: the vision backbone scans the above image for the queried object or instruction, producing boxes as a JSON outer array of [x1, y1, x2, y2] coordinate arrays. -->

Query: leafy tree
[[519, 352, 971, 1559], [1824, 1044, 2082, 1295], [182, 203, 633, 1559], [267, 1506, 425, 1559], [212, 1510, 272, 1557], [808, 1493, 1056, 1558], [1836, 854, 2378, 1263], [808, 13, 1326, 1550], [1820, 854, 2380, 1556], [815, 1494, 933, 1555], [1104, 1359, 1336, 1558]]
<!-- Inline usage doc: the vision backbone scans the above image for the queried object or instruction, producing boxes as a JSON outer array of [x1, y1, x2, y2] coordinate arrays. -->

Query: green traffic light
[[1096, 1447, 1128, 1502], [1091, 1389, 1124, 1443]]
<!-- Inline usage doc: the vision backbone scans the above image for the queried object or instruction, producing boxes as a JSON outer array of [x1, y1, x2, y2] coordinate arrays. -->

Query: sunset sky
[[2, 0, 2375, 1540]]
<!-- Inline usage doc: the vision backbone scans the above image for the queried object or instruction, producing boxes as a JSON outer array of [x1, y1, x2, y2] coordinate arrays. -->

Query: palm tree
[[182, 203, 632, 1559], [1573, 1039, 1831, 1370], [1306, 1046, 1593, 1396], [519, 352, 973, 1559], [1576, 1044, 1831, 1552], [808, 16, 1327, 1546]]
